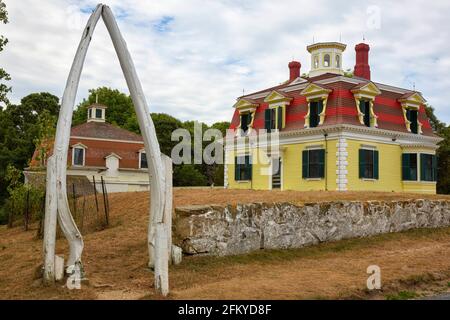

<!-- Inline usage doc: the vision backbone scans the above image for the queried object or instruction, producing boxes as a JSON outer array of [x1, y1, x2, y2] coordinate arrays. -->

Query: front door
[[272, 157, 282, 189]]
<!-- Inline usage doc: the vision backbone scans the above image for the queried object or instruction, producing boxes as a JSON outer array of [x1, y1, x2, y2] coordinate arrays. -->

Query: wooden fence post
[[100, 176, 109, 226], [92, 176, 99, 212], [24, 189, 30, 231]]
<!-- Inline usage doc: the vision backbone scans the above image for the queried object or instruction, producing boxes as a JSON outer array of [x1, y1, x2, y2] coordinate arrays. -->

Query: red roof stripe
[[286, 113, 307, 122], [326, 106, 358, 116], [374, 96, 400, 108], [376, 113, 407, 124]]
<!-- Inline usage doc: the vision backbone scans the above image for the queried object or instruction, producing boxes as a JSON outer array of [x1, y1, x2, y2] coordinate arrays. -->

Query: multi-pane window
[[420, 154, 437, 182], [240, 113, 251, 134], [73, 148, 85, 166], [140, 152, 148, 169], [309, 100, 323, 128], [324, 54, 330, 67], [360, 100, 371, 127], [264, 107, 283, 133], [96, 109, 103, 119], [302, 149, 325, 179], [359, 149, 379, 179], [235, 155, 252, 181], [402, 153, 418, 181], [406, 109, 419, 134]]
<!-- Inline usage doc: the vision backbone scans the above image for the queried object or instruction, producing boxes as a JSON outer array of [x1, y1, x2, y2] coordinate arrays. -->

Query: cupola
[[87, 103, 107, 123], [306, 42, 346, 77]]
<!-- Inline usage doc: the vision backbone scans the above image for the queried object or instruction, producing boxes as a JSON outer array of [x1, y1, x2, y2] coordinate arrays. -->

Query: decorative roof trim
[[278, 124, 442, 143], [306, 42, 347, 53], [105, 152, 122, 160], [71, 142, 88, 149], [233, 98, 259, 110], [263, 90, 293, 103], [70, 136, 144, 144]]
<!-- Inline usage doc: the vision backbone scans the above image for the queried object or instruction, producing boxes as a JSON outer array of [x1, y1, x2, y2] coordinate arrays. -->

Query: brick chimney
[[288, 61, 301, 81], [354, 43, 371, 80]]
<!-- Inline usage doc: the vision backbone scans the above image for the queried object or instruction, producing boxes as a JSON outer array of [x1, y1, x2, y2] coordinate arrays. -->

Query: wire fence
[[8, 174, 110, 238]]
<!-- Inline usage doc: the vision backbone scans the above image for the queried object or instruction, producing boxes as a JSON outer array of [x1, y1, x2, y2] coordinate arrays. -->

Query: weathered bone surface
[[43, 4, 171, 296], [54, 3, 103, 275], [43, 155, 57, 285]]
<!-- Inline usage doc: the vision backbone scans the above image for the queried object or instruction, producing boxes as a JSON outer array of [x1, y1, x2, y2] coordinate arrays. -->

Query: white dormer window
[[323, 54, 330, 67], [139, 149, 148, 169], [314, 55, 319, 69], [336, 55, 341, 68], [72, 143, 87, 166]]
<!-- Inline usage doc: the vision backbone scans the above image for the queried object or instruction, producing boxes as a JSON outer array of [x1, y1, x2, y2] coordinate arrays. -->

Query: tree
[[425, 105, 450, 194], [0, 93, 60, 210], [150, 113, 183, 156], [173, 165, 207, 186], [0, 0, 11, 108], [73, 87, 135, 128]]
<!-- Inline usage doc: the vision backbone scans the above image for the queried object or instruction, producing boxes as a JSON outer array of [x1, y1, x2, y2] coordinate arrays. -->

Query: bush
[[174, 165, 207, 186], [0, 205, 8, 225]]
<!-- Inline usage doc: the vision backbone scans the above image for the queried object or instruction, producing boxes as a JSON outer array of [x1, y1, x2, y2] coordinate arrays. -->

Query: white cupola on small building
[[87, 103, 107, 123], [307, 42, 347, 77]]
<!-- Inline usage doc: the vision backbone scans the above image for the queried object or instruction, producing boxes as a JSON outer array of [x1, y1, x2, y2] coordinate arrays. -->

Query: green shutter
[[277, 107, 283, 129], [432, 155, 437, 182], [264, 109, 271, 132], [245, 156, 252, 181], [318, 100, 324, 115], [302, 150, 309, 179], [420, 154, 426, 181], [402, 154, 410, 181], [374, 150, 379, 180], [234, 157, 239, 181], [318, 149, 325, 178], [359, 149, 365, 178]]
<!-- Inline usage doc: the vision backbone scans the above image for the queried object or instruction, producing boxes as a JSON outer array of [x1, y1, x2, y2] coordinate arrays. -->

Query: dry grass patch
[[1, 188, 450, 300]]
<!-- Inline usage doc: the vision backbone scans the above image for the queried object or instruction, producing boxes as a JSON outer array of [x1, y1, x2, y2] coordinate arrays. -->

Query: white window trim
[[139, 149, 148, 169], [72, 146, 86, 167]]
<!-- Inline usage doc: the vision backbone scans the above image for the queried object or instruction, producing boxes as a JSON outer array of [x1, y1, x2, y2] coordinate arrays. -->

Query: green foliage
[[343, 69, 354, 78], [150, 113, 183, 156], [4, 165, 44, 224], [425, 105, 450, 194], [73, 87, 135, 128], [0, 93, 59, 210], [0, 0, 10, 108], [385, 290, 418, 300], [173, 165, 207, 186]]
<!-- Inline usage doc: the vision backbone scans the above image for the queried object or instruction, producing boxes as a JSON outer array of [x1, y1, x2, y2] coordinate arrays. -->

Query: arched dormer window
[[398, 92, 426, 134], [314, 55, 319, 69], [300, 83, 332, 128], [139, 149, 148, 169], [351, 82, 382, 128], [335, 55, 341, 68], [232, 98, 258, 136], [71, 143, 87, 167], [323, 54, 330, 67]]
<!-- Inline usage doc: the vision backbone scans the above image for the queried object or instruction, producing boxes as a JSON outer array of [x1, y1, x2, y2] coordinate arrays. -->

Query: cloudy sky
[[2, 0, 450, 124]]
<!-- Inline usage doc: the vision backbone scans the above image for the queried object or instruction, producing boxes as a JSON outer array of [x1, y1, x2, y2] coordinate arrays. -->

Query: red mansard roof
[[230, 75, 436, 137], [71, 122, 143, 142]]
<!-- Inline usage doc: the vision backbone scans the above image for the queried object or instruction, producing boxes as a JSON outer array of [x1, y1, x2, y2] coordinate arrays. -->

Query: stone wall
[[174, 200, 450, 256]]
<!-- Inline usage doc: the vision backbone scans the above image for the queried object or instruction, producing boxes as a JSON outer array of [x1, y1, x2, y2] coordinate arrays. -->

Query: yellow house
[[225, 42, 442, 194]]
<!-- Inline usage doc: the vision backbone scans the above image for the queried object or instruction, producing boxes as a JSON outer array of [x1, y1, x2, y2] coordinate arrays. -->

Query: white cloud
[[2, 0, 450, 124]]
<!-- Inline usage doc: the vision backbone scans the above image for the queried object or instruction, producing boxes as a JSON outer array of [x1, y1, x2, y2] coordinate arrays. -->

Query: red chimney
[[354, 43, 371, 80], [288, 61, 301, 81]]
